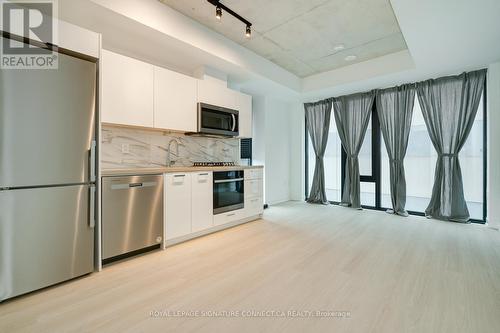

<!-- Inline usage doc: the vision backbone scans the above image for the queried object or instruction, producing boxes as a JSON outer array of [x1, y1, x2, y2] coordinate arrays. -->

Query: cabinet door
[[237, 93, 253, 138], [154, 66, 197, 132], [101, 50, 154, 127], [197, 79, 237, 109], [191, 172, 213, 232], [165, 173, 192, 240]]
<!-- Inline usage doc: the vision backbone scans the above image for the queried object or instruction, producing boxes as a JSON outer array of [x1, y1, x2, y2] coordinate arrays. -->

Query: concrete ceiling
[[159, 0, 407, 77]]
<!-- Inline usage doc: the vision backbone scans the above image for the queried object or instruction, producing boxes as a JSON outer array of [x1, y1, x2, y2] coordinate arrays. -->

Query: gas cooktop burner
[[193, 162, 236, 167]]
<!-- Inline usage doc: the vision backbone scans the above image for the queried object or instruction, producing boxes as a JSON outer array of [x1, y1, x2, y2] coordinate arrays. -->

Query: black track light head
[[215, 6, 222, 20], [207, 0, 252, 37]]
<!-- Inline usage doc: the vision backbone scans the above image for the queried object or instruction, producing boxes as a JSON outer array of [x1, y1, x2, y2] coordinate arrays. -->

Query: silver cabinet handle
[[89, 186, 95, 228], [227, 213, 235, 217], [214, 178, 244, 184], [174, 174, 186, 178], [199, 173, 209, 176]]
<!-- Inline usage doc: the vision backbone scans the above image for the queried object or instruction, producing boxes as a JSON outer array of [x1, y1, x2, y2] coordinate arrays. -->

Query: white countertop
[[101, 165, 263, 177]]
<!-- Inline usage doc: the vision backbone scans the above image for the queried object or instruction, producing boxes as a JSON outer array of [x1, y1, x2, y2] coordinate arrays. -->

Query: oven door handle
[[214, 178, 244, 184]]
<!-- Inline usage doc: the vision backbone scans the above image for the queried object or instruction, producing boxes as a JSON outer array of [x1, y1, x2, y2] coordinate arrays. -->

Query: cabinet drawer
[[244, 168, 263, 180], [244, 179, 263, 199], [213, 209, 244, 226], [194, 172, 211, 183], [167, 173, 189, 185], [245, 196, 263, 216]]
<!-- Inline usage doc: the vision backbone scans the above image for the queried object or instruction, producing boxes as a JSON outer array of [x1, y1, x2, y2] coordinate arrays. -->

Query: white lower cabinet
[[164, 168, 263, 246], [165, 173, 192, 240], [191, 172, 213, 232], [243, 168, 264, 218], [165, 171, 213, 242]]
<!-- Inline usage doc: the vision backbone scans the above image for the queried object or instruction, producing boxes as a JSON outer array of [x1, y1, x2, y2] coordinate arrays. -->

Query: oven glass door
[[213, 180, 244, 214]]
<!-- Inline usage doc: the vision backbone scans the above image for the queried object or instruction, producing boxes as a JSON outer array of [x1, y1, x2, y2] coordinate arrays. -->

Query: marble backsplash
[[101, 126, 240, 169]]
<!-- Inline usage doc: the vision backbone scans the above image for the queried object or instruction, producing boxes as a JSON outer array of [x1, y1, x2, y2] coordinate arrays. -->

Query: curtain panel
[[304, 99, 333, 204], [417, 69, 487, 222], [376, 84, 416, 216], [332, 92, 375, 209]]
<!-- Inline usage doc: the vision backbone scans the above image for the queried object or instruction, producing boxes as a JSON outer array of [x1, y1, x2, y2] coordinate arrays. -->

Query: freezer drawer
[[0, 185, 94, 301], [102, 175, 163, 260]]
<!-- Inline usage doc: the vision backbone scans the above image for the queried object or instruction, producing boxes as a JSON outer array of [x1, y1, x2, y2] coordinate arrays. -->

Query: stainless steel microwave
[[198, 103, 239, 137]]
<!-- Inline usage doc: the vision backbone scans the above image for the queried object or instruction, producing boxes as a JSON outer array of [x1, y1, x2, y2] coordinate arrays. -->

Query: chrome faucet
[[167, 138, 180, 167]]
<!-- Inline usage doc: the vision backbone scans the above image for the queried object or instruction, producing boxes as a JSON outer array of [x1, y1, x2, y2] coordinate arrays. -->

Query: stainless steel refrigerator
[[0, 38, 97, 301]]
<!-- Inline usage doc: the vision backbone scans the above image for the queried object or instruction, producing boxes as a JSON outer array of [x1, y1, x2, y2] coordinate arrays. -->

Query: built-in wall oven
[[198, 103, 239, 137], [213, 170, 244, 214]]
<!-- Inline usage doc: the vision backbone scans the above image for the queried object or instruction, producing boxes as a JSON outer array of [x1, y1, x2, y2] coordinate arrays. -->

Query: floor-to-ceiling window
[[358, 111, 380, 207], [381, 96, 436, 213], [305, 85, 487, 223], [307, 114, 342, 202]]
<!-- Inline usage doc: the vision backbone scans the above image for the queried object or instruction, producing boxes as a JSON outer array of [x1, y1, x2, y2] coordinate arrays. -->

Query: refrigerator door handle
[[90, 140, 96, 183], [89, 185, 95, 228]]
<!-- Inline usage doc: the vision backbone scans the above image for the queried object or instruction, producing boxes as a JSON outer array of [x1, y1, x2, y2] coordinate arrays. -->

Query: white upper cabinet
[[154, 66, 197, 132], [101, 51, 251, 135], [237, 93, 252, 138], [197, 79, 237, 110], [101, 50, 154, 127]]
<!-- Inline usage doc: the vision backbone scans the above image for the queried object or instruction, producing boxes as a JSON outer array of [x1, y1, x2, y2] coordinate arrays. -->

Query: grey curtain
[[417, 69, 486, 222], [376, 84, 416, 216], [305, 99, 333, 204], [333, 92, 375, 209]]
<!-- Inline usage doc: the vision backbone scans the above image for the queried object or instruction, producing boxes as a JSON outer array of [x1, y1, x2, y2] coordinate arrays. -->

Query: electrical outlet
[[121, 143, 130, 154]]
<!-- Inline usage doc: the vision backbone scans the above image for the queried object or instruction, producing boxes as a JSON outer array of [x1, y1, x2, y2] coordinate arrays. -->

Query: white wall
[[289, 103, 305, 201], [252, 96, 296, 205], [265, 99, 292, 205], [488, 62, 500, 228]]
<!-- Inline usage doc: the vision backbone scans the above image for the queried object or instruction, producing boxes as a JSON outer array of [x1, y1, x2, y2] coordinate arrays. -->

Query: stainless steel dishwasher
[[102, 174, 163, 262]]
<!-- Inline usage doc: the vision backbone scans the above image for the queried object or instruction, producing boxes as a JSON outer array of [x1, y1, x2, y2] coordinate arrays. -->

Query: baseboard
[[267, 199, 291, 206], [163, 214, 263, 248]]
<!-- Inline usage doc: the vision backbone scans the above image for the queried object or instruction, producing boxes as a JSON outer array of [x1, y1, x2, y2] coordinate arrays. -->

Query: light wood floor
[[1, 202, 500, 333]]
